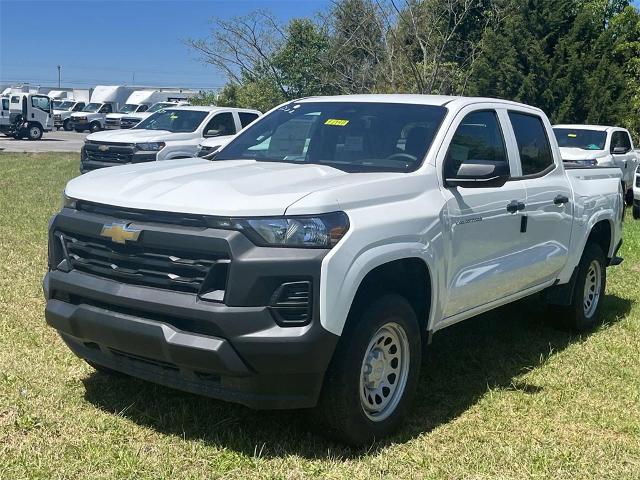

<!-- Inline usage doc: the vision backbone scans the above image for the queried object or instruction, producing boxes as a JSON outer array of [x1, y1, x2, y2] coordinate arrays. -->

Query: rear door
[[506, 110, 573, 286], [439, 106, 528, 318]]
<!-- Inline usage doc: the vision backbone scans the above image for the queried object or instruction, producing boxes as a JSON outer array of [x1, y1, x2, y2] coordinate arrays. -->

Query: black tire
[[63, 119, 72, 131], [312, 294, 422, 445], [74, 128, 84, 133], [633, 205, 640, 220], [89, 122, 101, 133], [27, 124, 43, 140], [625, 188, 634, 206], [555, 243, 606, 332]]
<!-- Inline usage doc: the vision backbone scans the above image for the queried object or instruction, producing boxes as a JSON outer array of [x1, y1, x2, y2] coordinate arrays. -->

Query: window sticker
[[169, 114, 178, 120], [325, 119, 349, 126], [567, 133, 577, 138]]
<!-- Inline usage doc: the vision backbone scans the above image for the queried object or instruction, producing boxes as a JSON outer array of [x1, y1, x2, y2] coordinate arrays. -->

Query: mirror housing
[[204, 129, 222, 138], [612, 146, 628, 155], [445, 160, 510, 188]]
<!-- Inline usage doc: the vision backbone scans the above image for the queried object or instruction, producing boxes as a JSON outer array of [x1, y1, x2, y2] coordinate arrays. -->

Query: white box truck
[[105, 90, 193, 130], [69, 86, 133, 133]]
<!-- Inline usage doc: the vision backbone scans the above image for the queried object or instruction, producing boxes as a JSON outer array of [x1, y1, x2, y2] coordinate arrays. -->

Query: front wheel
[[27, 124, 43, 140], [625, 188, 634, 206], [313, 294, 421, 445], [633, 205, 640, 220], [89, 122, 101, 133], [74, 128, 84, 133], [554, 243, 606, 332], [63, 119, 72, 131]]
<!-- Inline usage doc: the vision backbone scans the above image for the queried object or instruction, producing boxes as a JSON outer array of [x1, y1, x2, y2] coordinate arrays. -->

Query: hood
[[64, 159, 422, 217], [559, 147, 610, 161], [86, 128, 193, 143], [106, 113, 128, 119], [71, 111, 101, 119]]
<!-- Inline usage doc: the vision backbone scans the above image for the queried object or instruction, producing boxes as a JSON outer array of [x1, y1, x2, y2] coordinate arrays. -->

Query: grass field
[[1, 152, 639, 479]]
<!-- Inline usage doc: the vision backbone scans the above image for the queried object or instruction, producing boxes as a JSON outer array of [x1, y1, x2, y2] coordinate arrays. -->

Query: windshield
[[216, 102, 448, 172], [148, 102, 175, 113], [53, 100, 62, 109], [553, 128, 607, 150], [82, 102, 102, 112], [134, 109, 208, 132], [119, 104, 139, 113], [55, 101, 75, 111]]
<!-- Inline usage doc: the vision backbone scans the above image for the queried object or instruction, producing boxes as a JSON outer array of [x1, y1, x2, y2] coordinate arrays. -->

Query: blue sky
[[0, 0, 331, 90]]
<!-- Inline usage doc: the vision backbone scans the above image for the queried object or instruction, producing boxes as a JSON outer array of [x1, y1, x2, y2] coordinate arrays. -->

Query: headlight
[[237, 212, 349, 248], [62, 192, 76, 209], [136, 142, 165, 151]]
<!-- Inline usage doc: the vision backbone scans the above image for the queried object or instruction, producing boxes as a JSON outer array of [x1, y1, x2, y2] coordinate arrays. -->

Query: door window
[[99, 104, 113, 113], [444, 110, 507, 179], [31, 96, 51, 113], [508, 112, 554, 176], [611, 131, 631, 153], [73, 103, 85, 111], [239, 112, 260, 128], [204, 112, 236, 137]]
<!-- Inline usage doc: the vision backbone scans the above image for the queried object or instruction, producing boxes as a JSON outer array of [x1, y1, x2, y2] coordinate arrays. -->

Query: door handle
[[554, 195, 569, 205], [507, 200, 526, 213]]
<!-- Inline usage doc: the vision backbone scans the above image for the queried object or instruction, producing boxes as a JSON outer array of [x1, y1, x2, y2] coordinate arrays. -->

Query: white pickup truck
[[633, 160, 640, 219], [45, 95, 624, 444], [553, 124, 639, 204], [79, 106, 260, 173]]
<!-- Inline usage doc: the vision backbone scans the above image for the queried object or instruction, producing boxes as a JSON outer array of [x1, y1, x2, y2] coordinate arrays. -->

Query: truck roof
[[296, 94, 543, 111], [553, 124, 624, 132], [164, 105, 260, 114]]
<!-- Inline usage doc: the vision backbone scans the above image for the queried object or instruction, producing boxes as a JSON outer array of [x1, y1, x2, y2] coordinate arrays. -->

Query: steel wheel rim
[[583, 260, 602, 318], [359, 322, 410, 422], [30, 127, 40, 138]]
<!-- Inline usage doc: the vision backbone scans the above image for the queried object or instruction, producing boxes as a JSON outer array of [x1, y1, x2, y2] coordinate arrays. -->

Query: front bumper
[[44, 207, 337, 409], [80, 144, 158, 173]]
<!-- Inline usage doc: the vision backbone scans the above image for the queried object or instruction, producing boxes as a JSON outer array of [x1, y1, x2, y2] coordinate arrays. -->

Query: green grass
[[1, 152, 639, 479]]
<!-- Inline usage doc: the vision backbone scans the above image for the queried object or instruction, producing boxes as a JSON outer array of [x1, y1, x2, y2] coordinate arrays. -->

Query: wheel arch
[[341, 257, 433, 344]]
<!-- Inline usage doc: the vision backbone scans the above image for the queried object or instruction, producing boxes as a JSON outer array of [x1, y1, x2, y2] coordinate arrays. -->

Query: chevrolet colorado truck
[[79, 106, 260, 173], [44, 95, 624, 444], [553, 124, 639, 205]]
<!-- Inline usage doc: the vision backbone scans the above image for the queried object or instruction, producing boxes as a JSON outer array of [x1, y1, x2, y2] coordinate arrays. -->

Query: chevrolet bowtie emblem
[[98, 145, 109, 151], [100, 223, 141, 244]]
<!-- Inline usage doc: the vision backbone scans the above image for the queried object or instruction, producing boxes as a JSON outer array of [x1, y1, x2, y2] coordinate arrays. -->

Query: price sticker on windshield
[[325, 119, 349, 126], [568, 133, 577, 138]]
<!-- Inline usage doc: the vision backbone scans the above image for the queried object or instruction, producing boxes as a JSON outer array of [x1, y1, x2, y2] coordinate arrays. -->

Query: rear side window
[[509, 112, 554, 176], [239, 112, 259, 128], [205, 112, 236, 136], [444, 110, 507, 178]]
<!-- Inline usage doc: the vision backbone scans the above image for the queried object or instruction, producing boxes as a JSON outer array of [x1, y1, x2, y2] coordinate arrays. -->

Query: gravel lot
[[0, 129, 88, 153]]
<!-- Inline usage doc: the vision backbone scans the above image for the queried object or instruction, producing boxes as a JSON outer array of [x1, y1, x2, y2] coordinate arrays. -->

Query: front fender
[[320, 240, 439, 336]]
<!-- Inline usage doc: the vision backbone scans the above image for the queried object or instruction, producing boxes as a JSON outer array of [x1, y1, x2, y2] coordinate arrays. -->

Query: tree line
[[188, 0, 640, 138]]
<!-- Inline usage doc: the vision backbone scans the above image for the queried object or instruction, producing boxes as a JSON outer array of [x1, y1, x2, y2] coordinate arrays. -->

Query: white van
[[105, 91, 193, 130], [70, 86, 134, 133]]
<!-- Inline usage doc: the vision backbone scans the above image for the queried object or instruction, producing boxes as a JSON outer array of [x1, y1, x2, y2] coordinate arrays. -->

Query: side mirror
[[612, 146, 628, 155], [445, 160, 510, 188], [204, 128, 222, 138]]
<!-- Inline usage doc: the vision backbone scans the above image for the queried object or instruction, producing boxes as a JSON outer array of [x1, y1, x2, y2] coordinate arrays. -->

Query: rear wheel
[[313, 294, 421, 445], [74, 128, 84, 133], [555, 243, 606, 332]]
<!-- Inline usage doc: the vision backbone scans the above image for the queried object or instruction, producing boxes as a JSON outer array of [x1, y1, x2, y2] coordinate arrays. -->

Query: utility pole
[[57, 65, 61, 88]]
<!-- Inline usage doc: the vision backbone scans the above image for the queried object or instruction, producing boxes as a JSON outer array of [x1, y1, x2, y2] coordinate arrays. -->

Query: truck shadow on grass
[[82, 293, 631, 459]]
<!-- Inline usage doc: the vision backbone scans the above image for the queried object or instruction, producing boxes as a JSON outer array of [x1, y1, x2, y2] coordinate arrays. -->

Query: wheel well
[[347, 258, 431, 340], [587, 220, 612, 257]]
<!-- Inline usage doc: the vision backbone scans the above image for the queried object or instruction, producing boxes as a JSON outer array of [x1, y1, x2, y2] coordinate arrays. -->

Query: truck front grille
[[120, 118, 140, 129], [105, 118, 120, 127], [56, 231, 228, 295], [84, 142, 135, 164]]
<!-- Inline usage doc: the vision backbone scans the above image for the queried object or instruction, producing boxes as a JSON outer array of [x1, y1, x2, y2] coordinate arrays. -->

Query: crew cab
[[196, 110, 261, 159], [553, 124, 639, 204], [79, 106, 261, 173], [45, 95, 623, 445]]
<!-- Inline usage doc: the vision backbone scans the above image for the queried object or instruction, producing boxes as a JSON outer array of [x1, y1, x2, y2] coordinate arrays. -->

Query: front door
[[439, 107, 528, 319]]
